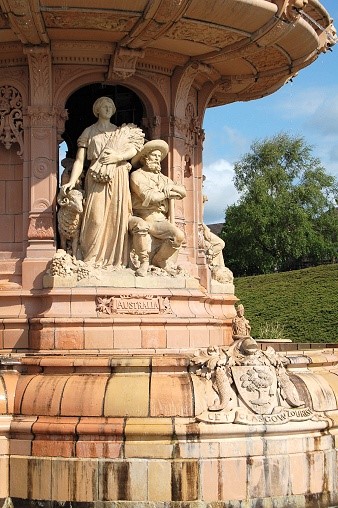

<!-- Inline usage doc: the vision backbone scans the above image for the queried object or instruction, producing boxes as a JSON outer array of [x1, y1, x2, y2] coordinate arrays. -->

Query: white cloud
[[307, 93, 338, 135], [202, 159, 239, 224], [276, 86, 326, 119]]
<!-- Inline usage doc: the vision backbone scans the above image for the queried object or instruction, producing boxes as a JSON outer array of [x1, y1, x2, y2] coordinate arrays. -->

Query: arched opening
[[62, 83, 146, 159]]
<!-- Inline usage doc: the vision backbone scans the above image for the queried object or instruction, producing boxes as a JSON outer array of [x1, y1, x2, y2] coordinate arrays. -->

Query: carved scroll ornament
[[0, 85, 23, 157]]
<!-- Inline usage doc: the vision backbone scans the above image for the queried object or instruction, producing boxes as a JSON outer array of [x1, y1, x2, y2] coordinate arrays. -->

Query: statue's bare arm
[[61, 147, 86, 192]]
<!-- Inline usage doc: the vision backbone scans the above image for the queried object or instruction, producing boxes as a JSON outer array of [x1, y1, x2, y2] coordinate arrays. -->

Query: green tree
[[221, 133, 338, 276]]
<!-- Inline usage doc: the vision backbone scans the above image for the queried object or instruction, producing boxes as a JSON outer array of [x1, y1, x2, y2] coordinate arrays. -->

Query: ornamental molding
[[0, 85, 23, 157], [1, 0, 48, 44], [174, 62, 218, 117], [120, 0, 193, 49], [96, 294, 172, 315], [32, 157, 51, 180], [106, 46, 144, 81]]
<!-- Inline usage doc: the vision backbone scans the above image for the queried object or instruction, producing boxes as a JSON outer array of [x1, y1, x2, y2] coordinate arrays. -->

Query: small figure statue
[[232, 304, 252, 340], [202, 193, 233, 284], [61, 96, 144, 266], [129, 140, 186, 276], [57, 188, 84, 256]]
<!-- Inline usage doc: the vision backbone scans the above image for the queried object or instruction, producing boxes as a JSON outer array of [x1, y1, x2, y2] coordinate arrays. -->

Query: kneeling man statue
[[129, 140, 186, 276]]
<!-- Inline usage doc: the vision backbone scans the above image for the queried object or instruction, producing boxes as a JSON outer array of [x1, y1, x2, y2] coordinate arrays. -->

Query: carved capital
[[25, 106, 67, 132], [28, 213, 54, 240], [24, 46, 52, 105], [106, 46, 144, 81], [0, 85, 23, 157]]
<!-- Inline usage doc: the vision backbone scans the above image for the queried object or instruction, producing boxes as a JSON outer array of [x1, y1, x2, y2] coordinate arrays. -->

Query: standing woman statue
[[61, 97, 144, 267]]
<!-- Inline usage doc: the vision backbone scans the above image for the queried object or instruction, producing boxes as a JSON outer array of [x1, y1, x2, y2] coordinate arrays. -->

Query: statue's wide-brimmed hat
[[131, 139, 169, 168]]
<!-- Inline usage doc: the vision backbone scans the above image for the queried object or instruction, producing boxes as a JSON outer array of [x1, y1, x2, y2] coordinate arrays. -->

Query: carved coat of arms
[[191, 338, 316, 425]]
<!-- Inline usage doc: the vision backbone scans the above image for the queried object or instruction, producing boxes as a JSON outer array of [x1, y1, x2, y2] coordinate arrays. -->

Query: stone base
[[0, 287, 237, 352], [1, 349, 338, 508]]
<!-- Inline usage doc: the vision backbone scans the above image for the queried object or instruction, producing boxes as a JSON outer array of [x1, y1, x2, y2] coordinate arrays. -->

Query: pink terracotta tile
[[29, 325, 55, 350], [209, 325, 223, 345], [141, 325, 166, 348], [0, 181, 5, 214], [84, 325, 114, 349], [148, 460, 171, 501], [0, 216, 14, 242], [20, 375, 69, 416], [0, 377, 7, 413], [0, 456, 9, 497], [10, 456, 28, 498], [70, 297, 97, 317], [104, 373, 150, 417], [9, 438, 33, 456], [189, 325, 210, 348], [51, 458, 75, 501], [28, 457, 52, 500], [14, 213, 23, 243], [289, 453, 308, 495], [2, 371, 20, 413], [76, 440, 122, 458], [166, 325, 190, 349], [55, 325, 84, 349], [6, 180, 22, 214], [247, 457, 266, 498], [200, 459, 219, 501], [150, 373, 193, 416], [32, 439, 75, 458], [0, 322, 3, 349], [13, 375, 37, 413], [60, 375, 109, 416], [220, 457, 247, 500], [169, 296, 194, 318], [0, 299, 22, 317], [114, 326, 141, 349], [3, 326, 28, 349], [171, 460, 199, 501]]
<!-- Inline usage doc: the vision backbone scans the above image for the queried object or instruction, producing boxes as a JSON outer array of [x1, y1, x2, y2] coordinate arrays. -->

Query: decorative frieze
[[0, 84, 23, 156], [43, 11, 137, 32], [166, 20, 244, 48]]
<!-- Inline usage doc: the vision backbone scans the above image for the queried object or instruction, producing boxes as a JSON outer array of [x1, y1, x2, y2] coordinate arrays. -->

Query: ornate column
[[21, 46, 66, 289]]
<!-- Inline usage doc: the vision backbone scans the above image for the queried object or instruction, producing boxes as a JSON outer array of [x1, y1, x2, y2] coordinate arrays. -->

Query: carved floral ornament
[[0, 85, 24, 157]]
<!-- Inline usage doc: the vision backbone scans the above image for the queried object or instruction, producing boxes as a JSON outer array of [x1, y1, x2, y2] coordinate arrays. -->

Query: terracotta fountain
[[0, 1, 337, 506]]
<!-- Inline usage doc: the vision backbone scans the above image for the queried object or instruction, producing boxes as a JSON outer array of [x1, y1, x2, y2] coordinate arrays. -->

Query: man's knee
[[129, 216, 149, 235]]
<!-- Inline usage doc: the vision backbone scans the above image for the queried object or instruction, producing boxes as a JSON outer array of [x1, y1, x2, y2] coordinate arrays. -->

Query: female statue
[[61, 96, 144, 267]]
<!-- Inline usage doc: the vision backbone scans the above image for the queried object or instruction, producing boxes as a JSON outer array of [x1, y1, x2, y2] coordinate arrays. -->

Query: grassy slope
[[233, 264, 338, 343]]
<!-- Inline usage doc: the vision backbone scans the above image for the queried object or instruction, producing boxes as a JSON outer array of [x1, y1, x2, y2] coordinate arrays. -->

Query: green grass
[[233, 264, 338, 343]]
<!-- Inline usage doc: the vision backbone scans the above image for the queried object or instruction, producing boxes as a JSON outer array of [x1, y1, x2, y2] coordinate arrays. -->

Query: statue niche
[[48, 97, 188, 287]]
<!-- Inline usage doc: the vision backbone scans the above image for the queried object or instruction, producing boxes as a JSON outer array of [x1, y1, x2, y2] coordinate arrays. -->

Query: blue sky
[[202, 0, 338, 224]]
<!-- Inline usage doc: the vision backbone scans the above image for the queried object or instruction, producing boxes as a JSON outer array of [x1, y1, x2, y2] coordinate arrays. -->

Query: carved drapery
[[0, 84, 23, 157]]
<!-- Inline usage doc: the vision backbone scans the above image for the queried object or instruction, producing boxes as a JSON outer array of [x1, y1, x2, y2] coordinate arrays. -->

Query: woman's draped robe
[[78, 122, 144, 267]]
